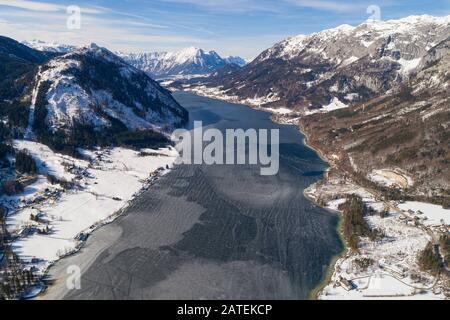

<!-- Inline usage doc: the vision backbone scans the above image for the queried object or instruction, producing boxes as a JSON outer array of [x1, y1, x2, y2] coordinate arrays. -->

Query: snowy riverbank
[[2, 140, 178, 297]]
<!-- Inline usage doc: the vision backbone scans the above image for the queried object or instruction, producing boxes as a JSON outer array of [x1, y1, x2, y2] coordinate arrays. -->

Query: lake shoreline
[[33, 159, 176, 300], [171, 87, 347, 300], [298, 123, 347, 300]]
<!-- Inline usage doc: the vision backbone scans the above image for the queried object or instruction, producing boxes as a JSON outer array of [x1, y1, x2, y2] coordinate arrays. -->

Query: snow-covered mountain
[[38, 44, 187, 131], [118, 47, 246, 78], [223, 56, 247, 67], [192, 15, 450, 112], [0, 37, 188, 151], [302, 35, 450, 196]]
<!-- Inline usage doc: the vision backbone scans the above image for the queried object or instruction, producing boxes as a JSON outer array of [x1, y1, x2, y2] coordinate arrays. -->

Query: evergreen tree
[[15, 150, 37, 174]]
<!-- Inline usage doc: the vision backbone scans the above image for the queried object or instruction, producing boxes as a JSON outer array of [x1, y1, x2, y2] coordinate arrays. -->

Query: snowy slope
[[258, 15, 450, 65], [32, 43, 188, 139], [7, 140, 178, 272]]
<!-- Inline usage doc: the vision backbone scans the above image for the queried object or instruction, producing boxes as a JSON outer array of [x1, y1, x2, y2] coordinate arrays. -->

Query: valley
[[0, 11, 449, 302]]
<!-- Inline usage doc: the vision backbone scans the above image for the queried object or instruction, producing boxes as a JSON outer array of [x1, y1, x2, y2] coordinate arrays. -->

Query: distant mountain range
[[118, 48, 246, 78], [22, 40, 247, 79], [1, 37, 188, 153]]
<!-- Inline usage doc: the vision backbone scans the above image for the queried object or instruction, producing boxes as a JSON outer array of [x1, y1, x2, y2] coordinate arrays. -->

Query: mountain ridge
[[0, 37, 188, 154], [185, 14, 450, 112], [301, 43, 450, 198]]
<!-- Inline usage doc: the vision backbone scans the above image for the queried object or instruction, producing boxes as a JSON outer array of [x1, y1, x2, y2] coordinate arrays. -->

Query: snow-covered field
[[2, 140, 178, 286], [321, 205, 444, 300], [398, 201, 450, 227], [368, 169, 414, 189], [265, 107, 292, 115]]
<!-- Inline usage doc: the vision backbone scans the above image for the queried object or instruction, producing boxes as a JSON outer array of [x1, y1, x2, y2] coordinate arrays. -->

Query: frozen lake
[[47, 92, 342, 300]]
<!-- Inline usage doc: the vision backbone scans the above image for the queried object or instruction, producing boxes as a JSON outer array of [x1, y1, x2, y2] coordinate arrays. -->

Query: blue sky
[[0, 0, 449, 58]]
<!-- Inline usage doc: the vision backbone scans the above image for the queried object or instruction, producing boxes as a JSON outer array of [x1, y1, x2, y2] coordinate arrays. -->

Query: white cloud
[[0, 1, 283, 58], [161, 0, 370, 13], [0, 0, 62, 12], [0, 0, 106, 14], [285, 0, 368, 12], [0, 10, 208, 53], [159, 0, 281, 13]]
